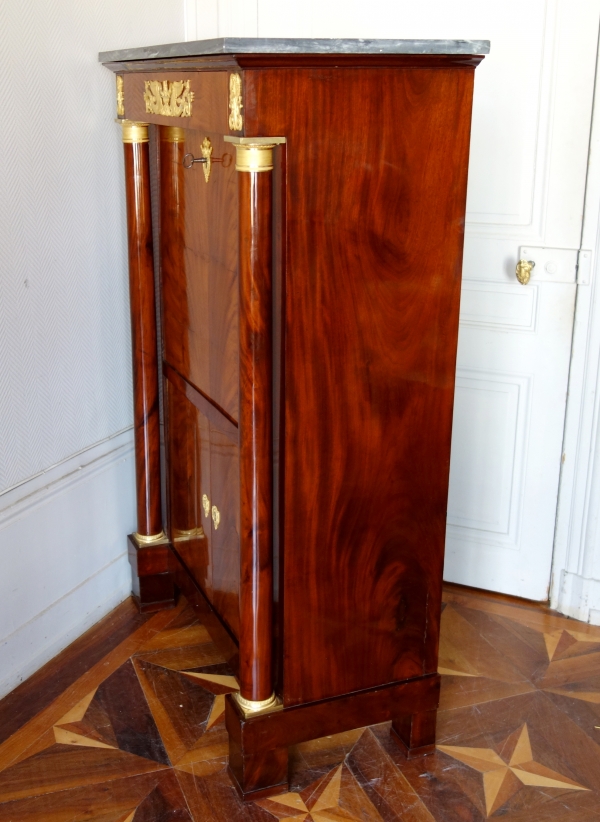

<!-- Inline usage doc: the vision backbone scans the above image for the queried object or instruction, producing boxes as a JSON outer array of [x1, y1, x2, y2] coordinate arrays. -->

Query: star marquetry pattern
[[438, 666, 478, 677], [543, 628, 600, 662], [53, 688, 118, 750], [2, 596, 600, 820], [439, 724, 588, 816], [258, 764, 370, 821]]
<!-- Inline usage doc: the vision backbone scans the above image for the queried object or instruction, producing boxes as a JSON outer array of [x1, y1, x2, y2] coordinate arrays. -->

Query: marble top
[[99, 37, 490, 63]]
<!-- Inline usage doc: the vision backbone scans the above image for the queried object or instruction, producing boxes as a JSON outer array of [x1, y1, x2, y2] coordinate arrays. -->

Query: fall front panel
[[160, 127, 239, 422]]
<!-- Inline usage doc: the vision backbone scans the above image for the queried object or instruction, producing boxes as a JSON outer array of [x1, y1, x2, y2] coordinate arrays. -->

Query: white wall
[[185, 0, 492, 40], [0, 0, 185, 697]]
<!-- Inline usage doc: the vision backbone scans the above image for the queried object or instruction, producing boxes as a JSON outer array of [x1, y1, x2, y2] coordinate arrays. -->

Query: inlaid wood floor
[[1, 587, 600, 821]]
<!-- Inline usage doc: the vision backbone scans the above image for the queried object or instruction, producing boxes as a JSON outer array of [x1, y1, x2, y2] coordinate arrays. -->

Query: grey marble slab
[[99, 37, 489, 64]]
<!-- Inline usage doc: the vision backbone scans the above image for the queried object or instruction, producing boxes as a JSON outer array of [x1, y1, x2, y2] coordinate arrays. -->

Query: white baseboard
[[555, 569, 600, 625], [0, 431, 136, 699]]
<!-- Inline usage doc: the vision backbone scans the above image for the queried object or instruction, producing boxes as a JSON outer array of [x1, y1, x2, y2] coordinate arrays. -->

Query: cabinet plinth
[[105, 41, 485, 800]]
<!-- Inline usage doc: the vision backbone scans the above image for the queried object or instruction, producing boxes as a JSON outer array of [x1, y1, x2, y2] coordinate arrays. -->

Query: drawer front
[[160, 127, 239, 422], [122, 70, 232, 134]]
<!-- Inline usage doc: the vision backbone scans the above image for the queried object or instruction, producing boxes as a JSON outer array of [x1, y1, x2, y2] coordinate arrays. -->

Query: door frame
[[551, 30, 600, 622]]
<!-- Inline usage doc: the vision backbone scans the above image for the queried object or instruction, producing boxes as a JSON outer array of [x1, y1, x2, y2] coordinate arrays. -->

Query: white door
[[190, 0, 600, 600], [443, 1, 599, 599]]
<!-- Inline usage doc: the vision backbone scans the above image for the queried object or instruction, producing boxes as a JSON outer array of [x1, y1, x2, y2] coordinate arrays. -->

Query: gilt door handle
[[211, 505, 221, 530], [516, 259, 535, 285]]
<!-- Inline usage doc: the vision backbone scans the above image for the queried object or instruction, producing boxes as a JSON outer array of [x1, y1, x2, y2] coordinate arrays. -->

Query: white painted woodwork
[[517, 247, 579, 285], [446, 284, 576, 596], [552, 49, 600, 625], [187, 0, 599, 600], [444, 0, 597, 599]]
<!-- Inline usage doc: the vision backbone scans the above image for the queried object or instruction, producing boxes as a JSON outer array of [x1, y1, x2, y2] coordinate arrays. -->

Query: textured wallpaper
[[0, 1, 185, 495]]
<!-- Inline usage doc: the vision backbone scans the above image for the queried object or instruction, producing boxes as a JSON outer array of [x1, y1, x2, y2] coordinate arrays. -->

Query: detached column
[[122, 120, 174, 613], [226, 139, 288, 800], [236, 142, 277, 711]]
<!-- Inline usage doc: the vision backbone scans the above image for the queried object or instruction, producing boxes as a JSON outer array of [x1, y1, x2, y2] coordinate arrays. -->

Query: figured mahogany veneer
[[238, 170, 275, 703], [123, 70, 231, 133], [109, 46, 484, 800], [245, 66, 475, 706], [123, 140, 162, 539], [161, 129, 239, 421]]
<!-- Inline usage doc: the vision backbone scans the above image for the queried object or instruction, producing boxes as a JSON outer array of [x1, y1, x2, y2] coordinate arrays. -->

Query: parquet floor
[[1, 587, 600, 820]]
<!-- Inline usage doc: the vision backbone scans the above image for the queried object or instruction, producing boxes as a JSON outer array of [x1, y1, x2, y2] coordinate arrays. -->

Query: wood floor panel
[[175, 767, 273, 821], [0, 771, 183, 821], [133, 659, 214, 762], [127, 769, 192, 821], [137, 605, 212, 652], [0, 602, 186, 775], [446, 603, 550, 682], [289, 728, 365, 778], [346, 729, 435, 822], [443, 589, 600, 638], [0, 744, 167, 803], [0, 599, 151, 748], [95, 659, 170, 764], [438, 604, 530, 683], [133, 641, 225, 672], [439, 675, 535, 712], [1, 586, 600, 819]]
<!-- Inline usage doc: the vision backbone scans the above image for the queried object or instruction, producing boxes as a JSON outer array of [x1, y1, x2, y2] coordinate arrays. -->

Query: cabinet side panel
[[246, 66, 475, 705]]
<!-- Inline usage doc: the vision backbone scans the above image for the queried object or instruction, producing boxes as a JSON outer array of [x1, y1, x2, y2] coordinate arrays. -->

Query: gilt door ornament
[[228, 73, 243, 131], [143, 80, 194, 117], [201, 136, 213, 182], [116, 76, 125, 117]]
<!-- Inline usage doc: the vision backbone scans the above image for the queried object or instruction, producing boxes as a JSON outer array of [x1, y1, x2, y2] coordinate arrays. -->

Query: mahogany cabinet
[[101, 37, 488, 800]]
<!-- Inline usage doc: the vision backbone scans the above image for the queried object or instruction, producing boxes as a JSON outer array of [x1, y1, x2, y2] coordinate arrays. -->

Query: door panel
[[209, 419, 240, 639], [445, 283, 577, 595], [166, 380, 211, 593], [179, 128, 239, 419], [166, 376, 241, 635]]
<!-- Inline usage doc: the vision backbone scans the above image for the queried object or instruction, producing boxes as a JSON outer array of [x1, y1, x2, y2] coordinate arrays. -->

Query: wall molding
[[0, 428, 133, 524], [0, 431, 136, 699], [0, 555, 131, 699], [555, 570, 600, 624]]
